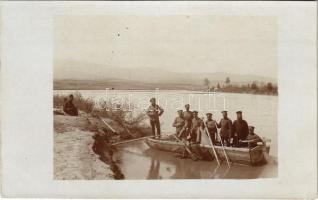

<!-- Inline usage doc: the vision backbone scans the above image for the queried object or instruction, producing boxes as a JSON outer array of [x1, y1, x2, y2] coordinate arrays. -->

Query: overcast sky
[[54, 15, 277, 78]]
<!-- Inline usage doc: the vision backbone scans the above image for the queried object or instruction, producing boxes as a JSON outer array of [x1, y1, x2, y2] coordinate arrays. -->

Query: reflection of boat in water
[[146, 135, 271, 165]]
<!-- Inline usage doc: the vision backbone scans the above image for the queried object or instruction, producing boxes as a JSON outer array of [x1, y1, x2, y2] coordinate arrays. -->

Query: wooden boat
[[146, 137, 201, 154], [146, 135, 270, 165]]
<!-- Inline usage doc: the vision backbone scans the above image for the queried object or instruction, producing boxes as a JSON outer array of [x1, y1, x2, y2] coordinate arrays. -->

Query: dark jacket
[[205, 119, 217, 133], [232, 119, 248, 140], [217, 118, 232, 137]]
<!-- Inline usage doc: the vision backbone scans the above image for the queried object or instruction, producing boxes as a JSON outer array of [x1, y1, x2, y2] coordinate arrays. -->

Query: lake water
[[54, 90, 278, 179]]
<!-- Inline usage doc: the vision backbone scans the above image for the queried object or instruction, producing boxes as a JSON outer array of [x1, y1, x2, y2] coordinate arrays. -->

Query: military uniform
[[232, 119, 249, 147], [246, 133, 262, 148], [205, 119, 218, 144], [218, 118, 232, 146], [146, 104, 164, 137], [173, 116, 185, 137], [191, 117, 205, 143], [179, 110, 192, 138], [183, 110, 193, 127]]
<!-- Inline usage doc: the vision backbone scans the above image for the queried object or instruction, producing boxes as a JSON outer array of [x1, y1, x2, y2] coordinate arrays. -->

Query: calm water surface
[[113, 140, 277, 179], [55, 90, 278, 179]]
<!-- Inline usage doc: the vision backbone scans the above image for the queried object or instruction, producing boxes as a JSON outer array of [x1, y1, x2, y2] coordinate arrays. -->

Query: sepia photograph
[[1, 1, 316, 198], [53, 15, 278, 180]]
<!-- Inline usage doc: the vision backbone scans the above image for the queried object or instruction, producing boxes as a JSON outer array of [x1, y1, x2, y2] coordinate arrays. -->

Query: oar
[[111, 135, 156, 146], [112, 133, 172, 146], [204, 125, 220, 166], [98, 115, 117, 133], [172, 134, 199, 161], [216, 128, 231, 168]]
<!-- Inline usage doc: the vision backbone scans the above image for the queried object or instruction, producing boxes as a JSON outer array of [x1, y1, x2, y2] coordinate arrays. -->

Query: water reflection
[[147, 158, 161, 179], [115, 141, 277, 180]]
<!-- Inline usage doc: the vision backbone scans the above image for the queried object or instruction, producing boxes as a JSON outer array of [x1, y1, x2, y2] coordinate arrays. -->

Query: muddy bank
[[54, 114, 123, 180]]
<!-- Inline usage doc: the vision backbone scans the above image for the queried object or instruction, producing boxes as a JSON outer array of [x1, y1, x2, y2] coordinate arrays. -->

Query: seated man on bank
[[245, 126, 263, 148], [63, 94, 79, 116]]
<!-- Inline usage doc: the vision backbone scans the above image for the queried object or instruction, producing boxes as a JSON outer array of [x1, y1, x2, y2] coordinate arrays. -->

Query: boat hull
[[146, 137, 269, 165]]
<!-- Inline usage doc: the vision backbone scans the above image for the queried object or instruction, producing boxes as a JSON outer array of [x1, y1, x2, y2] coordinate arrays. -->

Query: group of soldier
[[147, 97, 261, 147]]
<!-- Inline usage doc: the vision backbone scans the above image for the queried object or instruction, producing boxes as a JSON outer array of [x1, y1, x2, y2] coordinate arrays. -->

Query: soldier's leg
[[209, 131, 214, 144], [196, 129, 201, 143], [150, 120, 156, 136], [226, 137, 230, 147], [221, 136, 228, 146], [221, 136, 225, 145], [232, 136, 237, 147], [155, 120, 161, 137]]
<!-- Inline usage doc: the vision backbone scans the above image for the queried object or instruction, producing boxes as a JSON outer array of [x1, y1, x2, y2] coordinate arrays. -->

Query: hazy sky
[[54, 15, 277, 78]]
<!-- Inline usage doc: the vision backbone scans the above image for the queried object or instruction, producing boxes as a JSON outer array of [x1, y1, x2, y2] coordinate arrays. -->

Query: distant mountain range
[[54, 59, 276, 89]]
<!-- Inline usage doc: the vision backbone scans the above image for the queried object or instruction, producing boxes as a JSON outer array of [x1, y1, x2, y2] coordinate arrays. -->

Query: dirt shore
[[54, 114, 115, 180]]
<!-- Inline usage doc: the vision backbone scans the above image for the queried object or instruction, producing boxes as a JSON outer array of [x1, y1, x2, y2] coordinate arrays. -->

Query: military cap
[[221, 110, 228, 113], [248, 126, 255, 130], [149, 97, 156, 102], [192, 110, 198, 114], [236, 111, 242, 114], [177, 110, 183, 113], [206, 113, 212, 116], [185, 104, 190, 107]]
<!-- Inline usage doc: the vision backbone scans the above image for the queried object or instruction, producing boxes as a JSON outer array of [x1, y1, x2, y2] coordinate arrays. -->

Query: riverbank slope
[[54, 114, 115, 180]]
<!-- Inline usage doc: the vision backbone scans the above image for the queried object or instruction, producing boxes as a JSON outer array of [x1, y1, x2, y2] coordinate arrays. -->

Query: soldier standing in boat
[[232, 111, 249, 147], [217, 110, 232, 147], [205, 113, 218, 144], [172, 110, 185, 138], [190, 111, 205, 143], [146, 98, 164, 138], [178, 104, 193, 138]]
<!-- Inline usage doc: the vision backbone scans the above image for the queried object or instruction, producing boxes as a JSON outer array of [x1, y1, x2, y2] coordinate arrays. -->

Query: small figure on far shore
[[217, 110, 232, 147], [63, 94, 79, 116], [146, 98, 164, 138], [205, 113, 218, 144], [232, 111, 249, 147], [173, 110, 185, 138]]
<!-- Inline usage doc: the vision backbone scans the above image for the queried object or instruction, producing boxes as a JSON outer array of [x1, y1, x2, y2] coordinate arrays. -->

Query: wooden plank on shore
[[98, 115, 117, 133]]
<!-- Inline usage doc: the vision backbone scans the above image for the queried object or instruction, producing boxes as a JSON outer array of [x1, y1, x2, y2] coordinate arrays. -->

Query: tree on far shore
[[203, 78, 210, 88], [251, 81, 259, 90], [266, 82, 273, 91], [217, 82, 221, 89], [225, 77, 231, 85]]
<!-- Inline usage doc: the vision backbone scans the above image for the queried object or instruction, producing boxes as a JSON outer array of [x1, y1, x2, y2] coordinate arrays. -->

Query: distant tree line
[[203, 77, 278, 95]]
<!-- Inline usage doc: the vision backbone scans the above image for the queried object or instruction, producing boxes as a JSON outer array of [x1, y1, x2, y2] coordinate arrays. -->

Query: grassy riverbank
[[53, 93, 152, 180]]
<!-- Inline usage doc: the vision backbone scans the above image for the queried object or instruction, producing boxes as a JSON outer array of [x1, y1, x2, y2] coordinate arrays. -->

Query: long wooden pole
[[172, 134, 199, 160], [216, 129, 231, 168], [111, 135, 155, 146], [204, 126, 220, 166], [112, 133, 171, 146], [98, 115, 117, 133]]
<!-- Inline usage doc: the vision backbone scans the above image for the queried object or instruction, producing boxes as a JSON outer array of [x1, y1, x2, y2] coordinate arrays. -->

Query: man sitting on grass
[[63, 94, 79, 116]]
